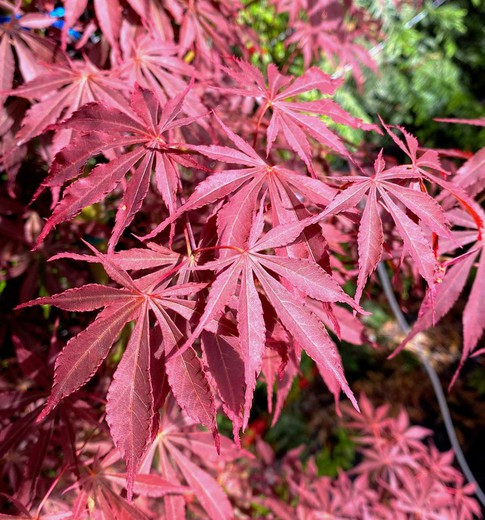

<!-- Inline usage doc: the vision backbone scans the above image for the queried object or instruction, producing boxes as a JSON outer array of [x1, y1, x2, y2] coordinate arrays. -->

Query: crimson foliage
[[1, 0, 484, 517]]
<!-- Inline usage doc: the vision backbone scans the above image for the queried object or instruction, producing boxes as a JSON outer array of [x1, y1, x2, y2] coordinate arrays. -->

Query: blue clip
[[49, 7, 65, 18]]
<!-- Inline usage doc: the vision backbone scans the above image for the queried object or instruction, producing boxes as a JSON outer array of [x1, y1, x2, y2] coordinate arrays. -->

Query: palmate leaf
[[397, 207, 485, 381], [72, 448, 188, 519], [117, 32, 204, 109], [177, 214, 362, 428], [140, 398, 240, 520], [378, 117, 483, 220], [7, 59, 129, 147], [16, 242, 207, 497], [163, 0, 246, 64], [35, 84, 201, 250], [143, 112, 336, 245], [283, 0, 378, 86], [0, 4, 65, 88], [306, 149, 452, 304], [5, 0, 485, 516], [222, 61, 376, 169]]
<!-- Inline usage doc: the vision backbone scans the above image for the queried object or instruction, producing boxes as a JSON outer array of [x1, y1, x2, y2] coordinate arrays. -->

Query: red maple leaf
[[16, 241, 207, 498], [398, 206, 485, 382], [35, 85, 202, 250], [176, 209, 362, 429], [139, 397, 244, 520], [8, 58, 129, 147], [143, 112, 336, 251], [222, 60, 376, 169], [307, 148, 451, 303]]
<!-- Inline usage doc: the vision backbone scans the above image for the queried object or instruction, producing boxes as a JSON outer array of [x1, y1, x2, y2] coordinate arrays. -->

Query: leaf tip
[[14, 301, 31, 311]]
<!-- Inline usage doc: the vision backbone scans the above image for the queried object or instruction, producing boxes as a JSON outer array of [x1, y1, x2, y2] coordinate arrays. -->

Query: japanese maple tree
[[1, 0, 484, 518]]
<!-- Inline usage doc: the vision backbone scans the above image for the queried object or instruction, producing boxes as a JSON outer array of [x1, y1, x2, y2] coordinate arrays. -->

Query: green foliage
[[468, 365, 485, 396], [265, 409, 309, 454], [315, 428, 356, 477], [342, 1, 485, 149], [239, 0, 290, 66]]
